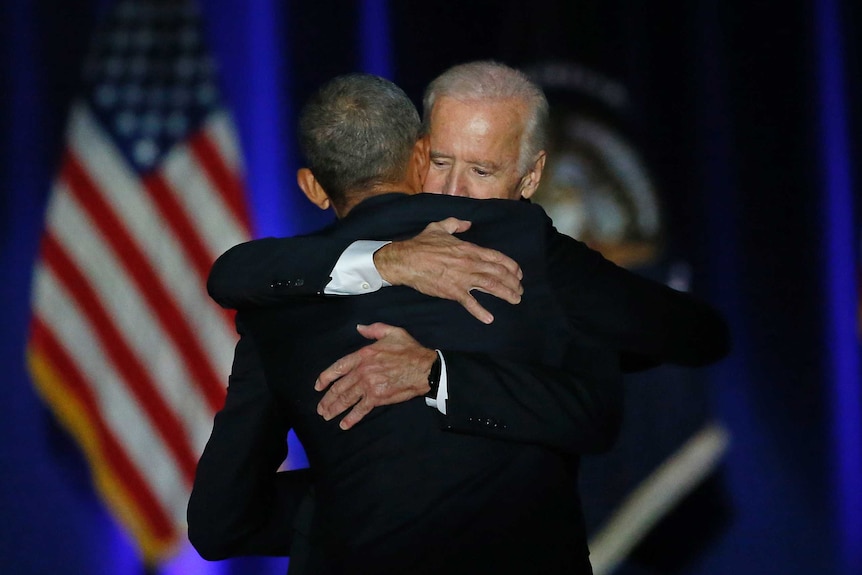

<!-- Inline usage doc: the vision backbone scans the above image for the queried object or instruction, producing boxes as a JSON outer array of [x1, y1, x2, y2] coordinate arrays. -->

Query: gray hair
[[422, 60, 549, 173], [298, 73, 420, 205]]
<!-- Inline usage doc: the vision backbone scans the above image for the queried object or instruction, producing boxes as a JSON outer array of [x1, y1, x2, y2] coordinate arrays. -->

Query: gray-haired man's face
[[423, 96, 542, 201]]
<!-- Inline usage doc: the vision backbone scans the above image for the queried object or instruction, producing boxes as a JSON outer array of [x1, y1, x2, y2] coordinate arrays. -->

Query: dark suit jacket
[[189, 193, 730, 574], [209, 196, 729, 373]]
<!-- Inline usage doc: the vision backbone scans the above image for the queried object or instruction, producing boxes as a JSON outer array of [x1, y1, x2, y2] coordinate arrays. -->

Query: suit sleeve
[[545, 224, 731, 370], [207, 236, 355, 309], [433, 207, 728, 454], [187, 320, 312, 559], [432, 203, 623, 455], [440, 339, 623, 455]]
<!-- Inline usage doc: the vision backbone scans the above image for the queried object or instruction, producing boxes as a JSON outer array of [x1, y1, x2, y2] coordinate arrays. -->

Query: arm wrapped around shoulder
[[207, 236, 354, 309], [187, 322, 314, 559]]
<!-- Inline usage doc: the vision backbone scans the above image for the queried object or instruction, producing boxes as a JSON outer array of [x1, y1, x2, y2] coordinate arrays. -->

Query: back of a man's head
[[298, 74, 421, 207], [422, 61, 549, 173]]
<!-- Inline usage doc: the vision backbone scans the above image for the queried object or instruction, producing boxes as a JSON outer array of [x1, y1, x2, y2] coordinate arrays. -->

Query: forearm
[[207, 236, 354, 308], [188, 400, 296, 558], [188, 330, 308, 559], [191, 468, 313, 559], [547, 228, 731, 368]]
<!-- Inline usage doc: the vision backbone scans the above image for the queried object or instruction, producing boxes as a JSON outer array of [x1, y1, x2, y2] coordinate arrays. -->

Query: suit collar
[[344, 192, 412, 220]]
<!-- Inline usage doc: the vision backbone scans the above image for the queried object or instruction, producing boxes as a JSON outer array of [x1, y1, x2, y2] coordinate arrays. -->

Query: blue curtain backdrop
[[1, 1, 859, 574]]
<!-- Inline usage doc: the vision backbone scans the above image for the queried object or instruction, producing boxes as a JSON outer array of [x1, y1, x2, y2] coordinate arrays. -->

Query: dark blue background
[[1, 1, 859, 574]]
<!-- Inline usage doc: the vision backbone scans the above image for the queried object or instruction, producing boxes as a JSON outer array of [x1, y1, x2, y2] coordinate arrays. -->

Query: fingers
[[356, 322, 399, 341], [448, 241, 523, 296], [466, 245, 522, 280], [337, 399, 374, 430], [425, 220, 521, 277], [443, 256, 522, 308], [316, 325, 406, 421], [496, 252, 523, 280], [317, 369, 362, 421], [431, 217, 472, 235], [315, 326, 431, 428], [470, 264, 524, 304], [315, 352, 359, 391], [458, 293, 494, 325]]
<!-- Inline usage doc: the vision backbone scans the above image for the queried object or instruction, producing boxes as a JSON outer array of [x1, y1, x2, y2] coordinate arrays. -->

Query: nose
[[443, 171, 468, 197]]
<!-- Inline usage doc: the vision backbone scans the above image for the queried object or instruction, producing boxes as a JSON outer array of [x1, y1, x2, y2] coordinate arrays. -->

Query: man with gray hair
[[420, 59, 550, 200], [214, 61, 724, 425], [194, 63, 729, 573], [190, 71, 635, 574]]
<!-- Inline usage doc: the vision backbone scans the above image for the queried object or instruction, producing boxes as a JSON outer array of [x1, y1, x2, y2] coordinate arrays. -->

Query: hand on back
[[374, 217, 523, 325]]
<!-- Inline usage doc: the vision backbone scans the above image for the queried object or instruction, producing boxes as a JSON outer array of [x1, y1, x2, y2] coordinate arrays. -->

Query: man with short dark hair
[[189, 72, 631, 574], [210, 61, 728, 429], [190, 65, 729, 574]]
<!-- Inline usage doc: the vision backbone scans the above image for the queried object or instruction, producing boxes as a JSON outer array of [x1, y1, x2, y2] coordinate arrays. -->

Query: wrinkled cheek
[[422, 172, 446, 194]]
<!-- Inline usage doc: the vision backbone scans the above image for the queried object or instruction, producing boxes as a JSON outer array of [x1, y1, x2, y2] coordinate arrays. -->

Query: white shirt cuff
[[324, 240, 392, 295], [424, 350, 449, 415]]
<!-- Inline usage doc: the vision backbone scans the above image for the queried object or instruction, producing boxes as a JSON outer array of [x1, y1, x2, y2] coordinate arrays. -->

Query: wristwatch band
[[425, 352, 442, 399]]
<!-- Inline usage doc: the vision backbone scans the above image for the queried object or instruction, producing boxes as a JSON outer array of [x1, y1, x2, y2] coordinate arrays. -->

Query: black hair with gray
[[422, 60, 549, 174], [298, 73, 420, 205]]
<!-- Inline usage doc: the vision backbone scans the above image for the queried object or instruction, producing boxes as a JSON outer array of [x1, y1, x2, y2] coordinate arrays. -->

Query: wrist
[[373, 242, 404, 286]]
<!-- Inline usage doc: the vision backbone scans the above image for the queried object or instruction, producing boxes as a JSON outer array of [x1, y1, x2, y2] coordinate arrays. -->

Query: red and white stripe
[[28, 102, 252, 560]]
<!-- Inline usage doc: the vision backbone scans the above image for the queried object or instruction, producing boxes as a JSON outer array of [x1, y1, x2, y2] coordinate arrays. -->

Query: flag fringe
[[27, 345, 180, 564]]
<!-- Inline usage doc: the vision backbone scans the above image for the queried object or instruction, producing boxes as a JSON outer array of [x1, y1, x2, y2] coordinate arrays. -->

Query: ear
[[409, 136, 430, 193], [518, 151, 547, 200], [297, 168, 331, 210]]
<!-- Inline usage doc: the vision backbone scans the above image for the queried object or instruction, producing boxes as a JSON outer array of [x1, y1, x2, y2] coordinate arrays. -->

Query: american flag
[[26, 0, 251, 563]]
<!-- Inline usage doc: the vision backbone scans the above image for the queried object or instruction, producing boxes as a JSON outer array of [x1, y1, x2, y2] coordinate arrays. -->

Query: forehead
[[428, 96, 526, 163]]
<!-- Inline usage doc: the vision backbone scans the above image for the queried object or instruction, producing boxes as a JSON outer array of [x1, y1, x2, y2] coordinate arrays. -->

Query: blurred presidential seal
[[526, 60, 665, 270]]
